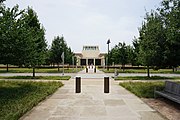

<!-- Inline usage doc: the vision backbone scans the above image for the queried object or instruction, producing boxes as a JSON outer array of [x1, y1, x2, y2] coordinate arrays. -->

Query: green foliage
[[0, 81, 63, 120], [132, 37, 141, 66], [138, 11, 166, 67], [49, 36, 74, 67], [109, 42, 131, 70], [135, 0, 180, 75], [119, 82, 165, 98], [0, 5, 24, 66], [22, 7, 47, 67], [0, 0, 5, 3], [0, 5, 47, 76], [159, 0, 180, 68]]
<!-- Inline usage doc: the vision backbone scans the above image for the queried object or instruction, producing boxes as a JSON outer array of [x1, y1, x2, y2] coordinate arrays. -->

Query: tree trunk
[[58, 63, 59, 71], [6, 64, 9, 72], [33, 67, 35, 77], [147, 65, 150, 78], [172, 66, 175, 72], [121, 64, 125, 72]]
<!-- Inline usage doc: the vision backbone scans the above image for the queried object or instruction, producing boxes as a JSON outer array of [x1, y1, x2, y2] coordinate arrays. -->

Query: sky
[[5, 0, 162, 53]]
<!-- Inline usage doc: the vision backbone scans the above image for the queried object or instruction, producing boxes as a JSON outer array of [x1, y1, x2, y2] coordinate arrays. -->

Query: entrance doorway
[[80, 59, 86, 65], [88, 59, 94, 65], [95, 59, 101, 66]]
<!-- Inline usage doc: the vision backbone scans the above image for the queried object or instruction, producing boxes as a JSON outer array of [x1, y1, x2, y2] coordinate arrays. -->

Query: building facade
[[75, 46, 106, 66]]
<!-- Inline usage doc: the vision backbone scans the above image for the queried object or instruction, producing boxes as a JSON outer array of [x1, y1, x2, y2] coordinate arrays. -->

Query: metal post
[[107, 39, 110, 71], [76, 77, 81, 93], [107, 43, 109, 71], [72, 56, 74, 71], [104, 77, 109, 93]]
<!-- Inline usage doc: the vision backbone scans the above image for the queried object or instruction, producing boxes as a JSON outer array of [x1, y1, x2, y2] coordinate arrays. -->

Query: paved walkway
[[20, 68, 166, 120]]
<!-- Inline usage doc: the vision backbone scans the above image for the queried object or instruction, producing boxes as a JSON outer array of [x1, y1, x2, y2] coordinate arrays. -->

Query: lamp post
[[107, 39, 110, 71]]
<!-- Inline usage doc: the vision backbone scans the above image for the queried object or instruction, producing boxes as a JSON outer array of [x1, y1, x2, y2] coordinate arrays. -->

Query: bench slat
[[155, 91, 180, 104], [164, 81, 180, 96], [155, 81, 180, 104]]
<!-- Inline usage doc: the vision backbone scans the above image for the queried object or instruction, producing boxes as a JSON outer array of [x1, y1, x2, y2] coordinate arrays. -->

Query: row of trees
[[108, 42, 135, 71], [0, 3, 74, 76], [0, 4, 47, 76], [109, 0, 180, 77]]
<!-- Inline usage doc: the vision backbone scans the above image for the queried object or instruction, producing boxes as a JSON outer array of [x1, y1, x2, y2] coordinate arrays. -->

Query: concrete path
[[20, 68, 166, 120]]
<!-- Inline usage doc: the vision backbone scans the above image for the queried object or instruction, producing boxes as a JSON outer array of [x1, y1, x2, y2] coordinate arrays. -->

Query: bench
[[155, 81, 180, 104]]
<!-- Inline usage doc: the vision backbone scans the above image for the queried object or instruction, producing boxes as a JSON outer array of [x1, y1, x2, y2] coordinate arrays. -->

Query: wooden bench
[[155, 81, 180, 104]]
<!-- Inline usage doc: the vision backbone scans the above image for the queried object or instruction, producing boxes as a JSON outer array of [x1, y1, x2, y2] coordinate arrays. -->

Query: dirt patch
[[142, 98, 180, 120]]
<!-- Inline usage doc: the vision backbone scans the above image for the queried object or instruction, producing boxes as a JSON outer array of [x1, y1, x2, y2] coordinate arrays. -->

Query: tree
[[50, 36, 74, 71], [25, 8, 47, 77], [117, 42, 128, 71], [132, 37, 141, 66], [126, 45, 136, 66], [0, 5, 46, 76], [50, 36, 64, 71], [109, 42, 129, 71], [109, 47, 119, 65], [159, 0, 180, 71], [138, 11, 166, 77], [0, 0, 5, 3], [64, 47, 74, 65], [0, 5, 24, 71]]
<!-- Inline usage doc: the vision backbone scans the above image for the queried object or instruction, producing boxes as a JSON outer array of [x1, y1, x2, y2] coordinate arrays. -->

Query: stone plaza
[[20, 68, 166, 120]]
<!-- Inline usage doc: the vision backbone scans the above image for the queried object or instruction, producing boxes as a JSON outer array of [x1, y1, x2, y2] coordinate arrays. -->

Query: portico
[[75, 46, 105, 66]]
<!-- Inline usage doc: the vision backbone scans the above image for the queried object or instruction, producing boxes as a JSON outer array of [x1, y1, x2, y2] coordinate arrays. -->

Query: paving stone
[[106, 106, 138, 117], [139, 111, 167, 120], [104, 99, 125, 106], [53, 106, 82, 117], [80, 106, 107, 117]]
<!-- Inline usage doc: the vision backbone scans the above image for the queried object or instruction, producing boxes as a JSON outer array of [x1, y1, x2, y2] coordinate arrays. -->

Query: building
[[75, 46, 106, 66]]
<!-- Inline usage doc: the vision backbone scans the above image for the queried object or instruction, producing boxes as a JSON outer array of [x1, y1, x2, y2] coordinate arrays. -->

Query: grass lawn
[[0, 68, 83, 73], [119, 81, 180, 98], [0, 76, 71, 80], [119, 82, 165, 98], [114, 76, 180, 80], [0, 81, 63, 120], [100, 68, 180, 74]]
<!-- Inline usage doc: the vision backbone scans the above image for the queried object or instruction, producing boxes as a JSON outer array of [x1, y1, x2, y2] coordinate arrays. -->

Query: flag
[[61, 52, 64, 63]]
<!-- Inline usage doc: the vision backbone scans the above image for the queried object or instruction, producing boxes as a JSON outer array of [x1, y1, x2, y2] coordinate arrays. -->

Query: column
[[86, 58, 88, 66], [79, 58, 81, 66], [94, 58, 96, 66]]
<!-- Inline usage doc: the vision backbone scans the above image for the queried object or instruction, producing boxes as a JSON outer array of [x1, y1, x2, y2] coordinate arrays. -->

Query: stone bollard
[[104, 77, 109, 93], [76, 77, 81, 93]]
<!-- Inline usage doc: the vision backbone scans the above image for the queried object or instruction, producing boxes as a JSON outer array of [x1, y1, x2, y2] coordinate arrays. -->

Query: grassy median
[[114, 76, 180, 80], [0, 81, 63, 120], [101, 68, 180, 74], [0, 68, 83, 73], [119, 82, 165, 98], [0, 76, 71, 80]]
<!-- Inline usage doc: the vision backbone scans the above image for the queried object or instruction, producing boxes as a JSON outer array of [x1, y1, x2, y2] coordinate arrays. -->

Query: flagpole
[[63, 61, 64, 76], [61, 52, 64, 76]]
